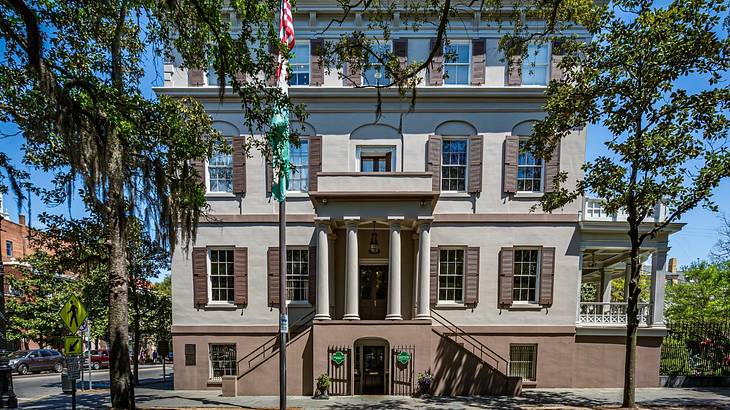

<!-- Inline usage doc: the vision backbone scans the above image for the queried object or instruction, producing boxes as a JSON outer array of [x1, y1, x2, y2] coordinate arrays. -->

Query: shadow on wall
[[431, 330, 511, 396]]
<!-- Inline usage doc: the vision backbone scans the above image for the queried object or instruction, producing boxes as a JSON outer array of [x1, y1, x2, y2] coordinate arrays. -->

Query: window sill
[[286, 192, 309, 198], [513, 192, 544, 199], [439, 192, 472, 198], [287, 301, 312, 308], [205, 192, 236, 198], [434, 303, 468, 309], [507, 303, 543, 310], [204, 303, 238, 310]]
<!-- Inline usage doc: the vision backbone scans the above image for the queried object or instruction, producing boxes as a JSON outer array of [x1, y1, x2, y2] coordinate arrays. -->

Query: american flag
[[276, 0, 295, 85]]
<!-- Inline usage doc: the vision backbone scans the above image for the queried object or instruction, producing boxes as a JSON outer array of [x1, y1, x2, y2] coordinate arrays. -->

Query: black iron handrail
[[237, 310, 315, 372], [431, 309, 510, 374]]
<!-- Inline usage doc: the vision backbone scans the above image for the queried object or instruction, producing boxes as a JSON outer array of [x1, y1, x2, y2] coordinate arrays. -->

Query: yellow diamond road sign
[[59, 295, 88, 333], [64, 336, 83, 356]]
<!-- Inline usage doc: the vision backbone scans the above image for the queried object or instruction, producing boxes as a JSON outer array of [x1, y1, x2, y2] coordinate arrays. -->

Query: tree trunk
[[622, 240, 642, 408], [132, 283, 140, 386]]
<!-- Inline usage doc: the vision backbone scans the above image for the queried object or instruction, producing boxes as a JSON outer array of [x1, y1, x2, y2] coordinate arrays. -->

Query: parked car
[[8, 349, 65, 375], [83, 350, 110, 370]]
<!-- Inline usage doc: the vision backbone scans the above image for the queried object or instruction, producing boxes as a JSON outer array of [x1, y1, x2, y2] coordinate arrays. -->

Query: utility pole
[[278, 199, 287, 410], [0, 213, 18, 408]]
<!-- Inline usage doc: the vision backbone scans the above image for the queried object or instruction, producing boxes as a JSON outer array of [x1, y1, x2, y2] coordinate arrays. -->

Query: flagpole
[[277, 1, 288, 408]]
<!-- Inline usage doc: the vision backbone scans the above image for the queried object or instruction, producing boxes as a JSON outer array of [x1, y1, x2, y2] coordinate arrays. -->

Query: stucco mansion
[[160, 2, 682, 396]]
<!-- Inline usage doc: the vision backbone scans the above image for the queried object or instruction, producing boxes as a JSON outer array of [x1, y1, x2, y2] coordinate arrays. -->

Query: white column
[[650, 247, 668, 326], [412, 233, 420, 319], [343, 218, 360, 320], [415, 221, 431, 320], [600, 269, 612, 303], [328, 233, 336, 318], [386, 218, 403, 320], [314, 221, 330, 320]]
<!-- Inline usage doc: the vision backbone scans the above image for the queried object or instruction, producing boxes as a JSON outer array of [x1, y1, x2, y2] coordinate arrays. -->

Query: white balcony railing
[[314, 172, 434, 194], [581, 198, 668, 223], [578, 302, 651, 326]]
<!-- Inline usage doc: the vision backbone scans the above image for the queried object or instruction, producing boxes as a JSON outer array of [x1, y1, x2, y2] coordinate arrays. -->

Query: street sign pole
[[86, 324, 91, 390]]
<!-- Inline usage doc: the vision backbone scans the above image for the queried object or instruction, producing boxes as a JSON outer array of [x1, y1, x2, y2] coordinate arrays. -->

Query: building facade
[[161, 3, 682, 396]]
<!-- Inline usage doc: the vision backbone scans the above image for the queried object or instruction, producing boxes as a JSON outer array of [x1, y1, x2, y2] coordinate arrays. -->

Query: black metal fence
[[661, 321, 730, 376]]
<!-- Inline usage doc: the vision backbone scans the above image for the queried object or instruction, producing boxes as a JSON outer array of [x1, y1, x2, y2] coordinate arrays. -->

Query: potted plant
[[415, 369, 433, 398], [313, 373, 331, 399]]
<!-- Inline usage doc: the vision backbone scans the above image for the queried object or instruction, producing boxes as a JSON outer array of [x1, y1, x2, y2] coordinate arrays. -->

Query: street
[[14, 364, 172, 405]]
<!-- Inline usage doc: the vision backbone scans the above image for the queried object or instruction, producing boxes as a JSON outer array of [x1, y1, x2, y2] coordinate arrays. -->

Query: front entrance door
[[358, 345, 386, 395], [359, 265, 388, 320]]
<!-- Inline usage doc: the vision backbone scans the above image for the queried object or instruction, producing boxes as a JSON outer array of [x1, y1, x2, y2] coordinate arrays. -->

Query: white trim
[[521, 42, 551, 86], [443, 40, 471, 86], [437, 247, 466, 304], [516, 136, 545, 194], [355, 145, 397, 172], [289, 41, 311, 87], [285, 246, 310, 304], [206, 137, 234, 194], [207, 247, 235, 304], [440, 137, 469, 193], [512, 247, 542, 304]]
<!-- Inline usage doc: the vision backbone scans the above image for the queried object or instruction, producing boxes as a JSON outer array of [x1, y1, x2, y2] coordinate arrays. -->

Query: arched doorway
[[354, 337, 389, 395]]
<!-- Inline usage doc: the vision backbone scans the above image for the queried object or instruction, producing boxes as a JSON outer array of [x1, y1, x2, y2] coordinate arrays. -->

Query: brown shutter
[[266, 156, 273, 195], [190, 160, 206, 188], [430, 247, 439, 305], [464, 247, 480, 306], [539, 247, 556, 305], [308, 246, 317, 306], [308, 136, 322, 192], [429, 38, 444, 86], [232, 136, 246, 194], [503, 136, 519, 194], [550, 41, 564, 82], [192, 247, 208, 307], [427, 135, 443, 191], [310, 39, 325, 86], [188, 69, 205, 86], [394, 39, 408, 70], [268, 41, 279, 86], [499, 247, 514, 306], [267, 247, 280, 307], [468, 135, 483, 193], [508, 55, 521, 86], [234, 247, 248, 305], [344, 63, 362, 86], [544, 142, 561, 193], [470, 39, 486, 85]]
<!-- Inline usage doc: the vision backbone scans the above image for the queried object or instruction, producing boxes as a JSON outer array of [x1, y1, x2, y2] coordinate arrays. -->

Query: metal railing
[[581, 198, 667, 223], [578, 302, 651, 326]]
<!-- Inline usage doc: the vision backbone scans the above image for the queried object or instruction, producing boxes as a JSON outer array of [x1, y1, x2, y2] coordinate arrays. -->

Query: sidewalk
[[19, 383, 730, 409]]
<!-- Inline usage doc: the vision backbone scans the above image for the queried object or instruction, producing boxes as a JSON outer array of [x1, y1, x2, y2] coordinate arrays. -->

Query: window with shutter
[[232, 136, 246, 194], [470, 39, 486, 85], [503, 136, 519, 194], [427, 135, 443, 191], [192, 247, 208, 307], [429, 38, 444, 86], [233, 247, 248, 305]]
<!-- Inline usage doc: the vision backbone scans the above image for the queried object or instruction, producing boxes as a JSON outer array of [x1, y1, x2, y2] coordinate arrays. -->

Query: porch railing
[[578, 302, 651, 326], [581, 198, 667, 223]]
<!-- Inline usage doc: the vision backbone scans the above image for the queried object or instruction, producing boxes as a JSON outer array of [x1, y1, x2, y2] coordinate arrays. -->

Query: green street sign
[[59, 295, 88, 333], [397, 351, 411, 365], [331, 351, 346, 365]]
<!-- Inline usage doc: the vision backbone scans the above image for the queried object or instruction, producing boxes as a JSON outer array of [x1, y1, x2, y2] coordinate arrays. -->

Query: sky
[[0, 18, 728, 270]]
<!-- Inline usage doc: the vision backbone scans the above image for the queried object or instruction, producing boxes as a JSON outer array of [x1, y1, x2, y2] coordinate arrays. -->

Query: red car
[[84, 350, 110, 370]]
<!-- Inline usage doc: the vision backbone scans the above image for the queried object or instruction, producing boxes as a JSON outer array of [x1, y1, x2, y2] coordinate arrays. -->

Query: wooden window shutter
[[508, 55, 522, 86], [308, 136, 322, 192], [503, 136, 519, 193], [429, 38, 444, 86], [499, 247, 514, 306], [308, 246, 317, 306], [310, 39, 325, 86], [188, 68, 205, 86], [190, 160, 206, 188], [427, 135, 443, 191], [539, 247, 556, 305], [544, 142, 561, 193], [464, 247, 480, 306], [232, 136, 246, 194], [267, 247, 280, 307], [468, 135, 483, 193], [233, 247, 248, 305], [192, 247, 208, 307], [394, 39, 408, 70], [266, 156, 273, 195], [344, 63, 362, 86], [470, 39, 486, 85], [268, 41, 279, 86], [550, 41, 565, 82], [430, 247, 439, 305]]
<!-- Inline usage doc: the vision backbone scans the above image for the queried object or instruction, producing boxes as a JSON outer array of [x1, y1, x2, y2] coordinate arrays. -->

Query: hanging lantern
[[368, 221, 380, 255]]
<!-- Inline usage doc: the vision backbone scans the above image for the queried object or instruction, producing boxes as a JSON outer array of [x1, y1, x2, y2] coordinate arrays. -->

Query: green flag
[[269, 105, 291, 202]]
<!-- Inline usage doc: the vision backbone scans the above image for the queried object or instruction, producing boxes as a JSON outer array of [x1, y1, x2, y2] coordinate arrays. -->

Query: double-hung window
[[517, 138, 544, 192], [443, 42, 470, 85], [522, 43, 550, 86], [286, 248, 309, 303], [438, 249, 465, 303], [513, 248, 540, 303], [208, 140, 233, 193], [209, 344, 236, 381], [363, 43, 391, 86], [5, 240, 12, 257], [441, 138, 467, 191], [209, 249, 234, 303], [290, 43, 310, 86], [358, 146, 395, 172], [289, 139, 309, 192]]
